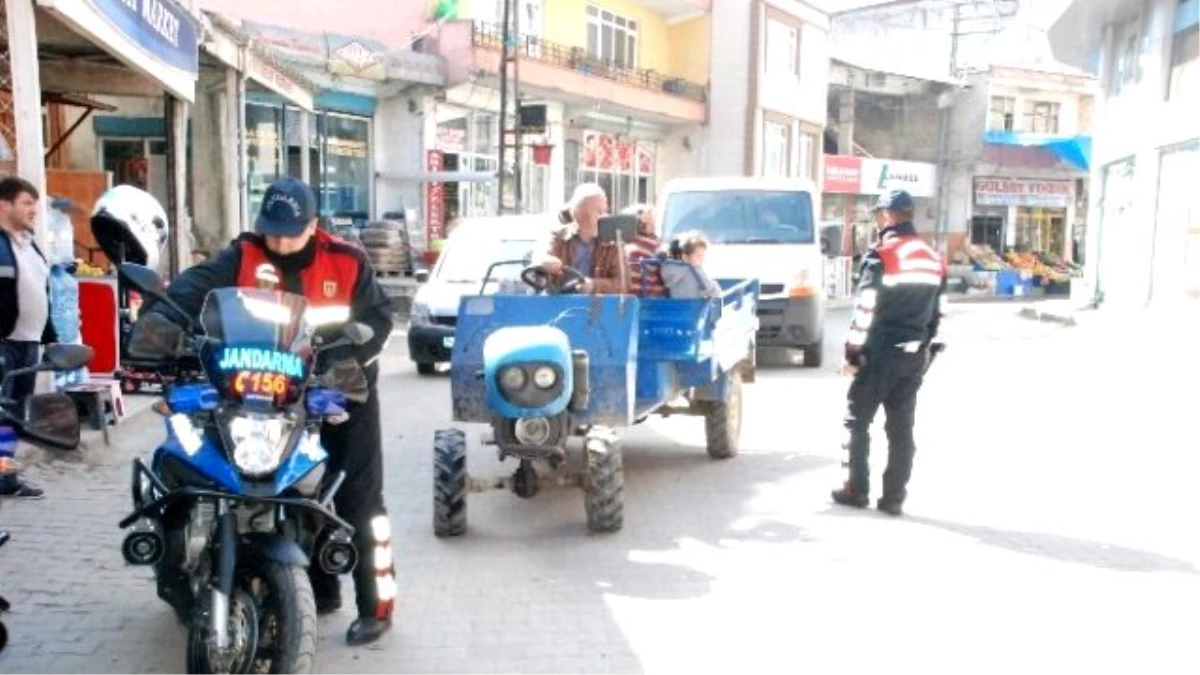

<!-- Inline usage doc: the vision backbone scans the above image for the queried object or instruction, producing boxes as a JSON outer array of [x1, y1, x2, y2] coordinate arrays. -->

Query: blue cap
[[872, 189, 915, 213], [255, 177, 317, 237]]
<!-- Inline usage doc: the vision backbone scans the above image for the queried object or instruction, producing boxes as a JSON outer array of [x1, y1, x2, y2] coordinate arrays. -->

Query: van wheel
[[801, 339, 824, 368], [416, 362, 436, 376]]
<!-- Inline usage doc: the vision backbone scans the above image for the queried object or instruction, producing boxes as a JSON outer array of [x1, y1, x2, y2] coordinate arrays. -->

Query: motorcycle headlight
[[229, 414, 293, 477], [409, 301, 432, 326]]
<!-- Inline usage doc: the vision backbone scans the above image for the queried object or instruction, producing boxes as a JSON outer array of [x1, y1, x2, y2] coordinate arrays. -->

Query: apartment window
[[586, 6, 637, 69], [765, 19, 798, 75], [797, 131, 816, 180], [762, 121, 790, 177], [1111, 17, 1143, 97], [1169, 0, 1200, 100], [1022, 100, 1060, 134], [988, 96, 1016, 131]]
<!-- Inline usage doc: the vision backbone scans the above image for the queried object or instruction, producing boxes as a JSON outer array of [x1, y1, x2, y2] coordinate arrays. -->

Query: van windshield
[[662, 190, 815, 245], [436, 238, 538, 283]]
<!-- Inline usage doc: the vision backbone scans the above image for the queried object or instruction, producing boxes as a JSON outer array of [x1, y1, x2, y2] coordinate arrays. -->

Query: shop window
[[322, 114, 371, 216], [765, 19, 798, 76], [762, 121, 790, 177], [1169, 28, 1199, 100], [797, 131, 817, 180], [246, 103, 283, 218], [988, 96, 1016, 132], [971, 215, 1004, 253], [586, 6, 637, 69], [574, 130, 654, 212], [1015, 207, 1067, 255], [1022, 100, 1060, 134]]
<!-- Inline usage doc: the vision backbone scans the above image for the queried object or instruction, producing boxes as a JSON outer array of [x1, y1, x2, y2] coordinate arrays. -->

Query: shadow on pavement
[[904, 516, 1199, 575]]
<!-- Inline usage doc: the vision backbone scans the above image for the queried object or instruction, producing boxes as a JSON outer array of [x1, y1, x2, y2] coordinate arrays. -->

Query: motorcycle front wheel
[[187, 561, 316, 674]]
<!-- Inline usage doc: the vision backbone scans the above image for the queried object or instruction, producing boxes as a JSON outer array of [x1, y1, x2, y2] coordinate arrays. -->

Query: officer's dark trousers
[[843, 347, 928, 502], [310, 388, 395, 619]]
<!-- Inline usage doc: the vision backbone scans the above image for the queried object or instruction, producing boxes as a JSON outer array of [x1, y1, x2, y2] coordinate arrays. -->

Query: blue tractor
[[433, 215, 760, 534]]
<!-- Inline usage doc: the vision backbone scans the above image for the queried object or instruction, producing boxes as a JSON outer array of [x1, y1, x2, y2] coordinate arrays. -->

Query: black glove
[[127, 312, 185, 361], [315, 357, 369, 404]]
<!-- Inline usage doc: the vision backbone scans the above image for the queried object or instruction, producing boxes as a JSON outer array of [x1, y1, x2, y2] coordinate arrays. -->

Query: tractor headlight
[[532, 365, 558, 389], [228, 414, 293, 476], [499, 366, 527, 391]]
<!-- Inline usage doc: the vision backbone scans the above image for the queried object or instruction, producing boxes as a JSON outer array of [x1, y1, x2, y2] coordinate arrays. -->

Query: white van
[[408, 214, 548, 375], [657, 176, 826, 367]]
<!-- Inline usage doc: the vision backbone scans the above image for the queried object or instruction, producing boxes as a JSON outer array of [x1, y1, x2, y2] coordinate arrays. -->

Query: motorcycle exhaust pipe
[[121, 519, 165, 566], [317, 532, 358, 576]]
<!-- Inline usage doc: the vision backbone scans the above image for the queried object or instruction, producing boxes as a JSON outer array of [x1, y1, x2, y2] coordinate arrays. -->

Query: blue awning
[[984, 130, 1092, 171]]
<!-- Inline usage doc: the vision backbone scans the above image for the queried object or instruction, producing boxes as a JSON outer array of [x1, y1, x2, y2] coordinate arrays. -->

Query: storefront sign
[[860, 158, 937, 198], [88, 0, 198, 74], [821, 154, 937, 198], [39, 0, 200, 100], [327, 35, 388, 81], [437, 126, 467, 152], [425, 150, 446, 243], [974, 178, 1074, 208], [581, 130, 652, 174], [823, 155, 862, 194], [246, 52, 314, 111]]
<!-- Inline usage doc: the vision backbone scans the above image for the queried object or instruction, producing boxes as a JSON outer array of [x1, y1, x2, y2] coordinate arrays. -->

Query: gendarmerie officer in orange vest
[[832, 189, 946, 517], [144, 177, 397, 645]]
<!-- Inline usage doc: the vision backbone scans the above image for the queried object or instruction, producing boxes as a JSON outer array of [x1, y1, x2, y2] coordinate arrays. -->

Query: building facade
[[1050, 0, 1199, 307]]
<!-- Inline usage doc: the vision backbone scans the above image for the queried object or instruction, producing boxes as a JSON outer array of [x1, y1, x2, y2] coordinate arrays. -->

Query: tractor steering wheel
[[521, 265, 588, 295]]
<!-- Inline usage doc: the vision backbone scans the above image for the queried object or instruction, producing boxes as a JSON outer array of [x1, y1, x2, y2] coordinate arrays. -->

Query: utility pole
[[496, 0, 522, 215]]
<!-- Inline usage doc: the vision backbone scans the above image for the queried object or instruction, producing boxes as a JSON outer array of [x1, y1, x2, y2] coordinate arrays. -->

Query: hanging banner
[[822, 155, 863, 194], [425, 150, 446, 243]]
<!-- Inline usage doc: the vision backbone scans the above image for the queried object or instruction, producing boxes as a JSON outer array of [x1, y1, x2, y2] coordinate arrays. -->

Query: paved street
[[1, 304, 1198, 674]]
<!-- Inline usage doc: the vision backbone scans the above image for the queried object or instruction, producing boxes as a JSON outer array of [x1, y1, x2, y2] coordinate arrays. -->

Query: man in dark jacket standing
[[0, 177, 56, 500], [138, 177, 397, 645], [832, 190, 946, 517]]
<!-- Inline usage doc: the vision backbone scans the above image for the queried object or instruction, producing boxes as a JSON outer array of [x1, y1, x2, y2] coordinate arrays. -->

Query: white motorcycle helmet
[[91, 185, 168, 271]]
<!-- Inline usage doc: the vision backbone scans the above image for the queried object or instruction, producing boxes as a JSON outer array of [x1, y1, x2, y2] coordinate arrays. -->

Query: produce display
[[1004, 251, 1071, 283], [73, 260, 109, 277], [967, 245, 1007, 271]]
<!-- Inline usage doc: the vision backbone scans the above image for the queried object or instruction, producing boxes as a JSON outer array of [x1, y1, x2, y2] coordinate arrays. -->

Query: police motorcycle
[[116, 262, 374, 674], [0, 343, 94, 655]]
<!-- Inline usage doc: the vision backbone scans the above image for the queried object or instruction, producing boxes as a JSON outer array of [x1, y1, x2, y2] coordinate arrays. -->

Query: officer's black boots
[[831, 483, 869, 508], [347, 616, 392, 646], [876, 497, 903, 517]]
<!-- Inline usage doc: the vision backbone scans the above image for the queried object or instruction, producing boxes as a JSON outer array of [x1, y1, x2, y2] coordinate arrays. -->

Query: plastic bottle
[[48, 264, 88, 388], [46, 198, 75, 265]]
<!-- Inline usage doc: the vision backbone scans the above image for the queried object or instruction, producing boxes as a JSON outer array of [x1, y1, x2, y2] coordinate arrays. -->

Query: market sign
[[425, 150, 446, 243], [974, 177, 1074, 208], [821, 154, 937, 198], [822, 154, 862, 194], [246, 52, 314, 112], [39, 0, 200, 101], [860, 158, 937, 198], [326, 35, 388, 81]]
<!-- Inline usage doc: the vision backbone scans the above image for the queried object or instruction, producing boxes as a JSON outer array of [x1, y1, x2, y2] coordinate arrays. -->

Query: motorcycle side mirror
[[41, 344, 94, 372], [117, 263, 193, 331], [20, 392, 82, 451], [342, 322, 375, 347]]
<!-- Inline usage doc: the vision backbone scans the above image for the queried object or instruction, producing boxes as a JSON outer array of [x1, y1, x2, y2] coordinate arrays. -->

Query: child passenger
[[661, 230, 722, 299]]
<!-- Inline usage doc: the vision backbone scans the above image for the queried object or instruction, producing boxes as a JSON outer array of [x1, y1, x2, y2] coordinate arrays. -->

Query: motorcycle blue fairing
[[152, 420, 326, 497]]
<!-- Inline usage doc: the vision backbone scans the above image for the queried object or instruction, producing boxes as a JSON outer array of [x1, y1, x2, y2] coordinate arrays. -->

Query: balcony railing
[[470, 22, 707, 103]]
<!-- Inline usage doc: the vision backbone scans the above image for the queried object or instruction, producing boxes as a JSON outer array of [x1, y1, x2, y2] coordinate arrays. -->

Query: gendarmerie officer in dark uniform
[[832, 189, 946, 517]]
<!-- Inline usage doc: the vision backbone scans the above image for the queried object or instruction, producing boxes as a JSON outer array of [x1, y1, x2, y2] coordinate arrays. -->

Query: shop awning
[[376, 170, 498, 183], [37, 0, 200, 102], [983, 130, 1093, 172], [201, 11, 317, 112]]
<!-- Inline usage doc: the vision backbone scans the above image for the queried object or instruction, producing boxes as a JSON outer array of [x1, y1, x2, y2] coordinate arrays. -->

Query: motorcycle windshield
[[199, 288, 314, 410]]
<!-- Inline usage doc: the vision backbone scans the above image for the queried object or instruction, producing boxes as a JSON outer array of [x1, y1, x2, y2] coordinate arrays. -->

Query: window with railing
[[586, 6, 637, 69], [1022, 100, 1060, 134]]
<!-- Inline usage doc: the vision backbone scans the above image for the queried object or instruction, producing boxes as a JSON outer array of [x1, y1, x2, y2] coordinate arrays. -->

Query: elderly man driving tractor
[[538, 183, 625, 294]]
